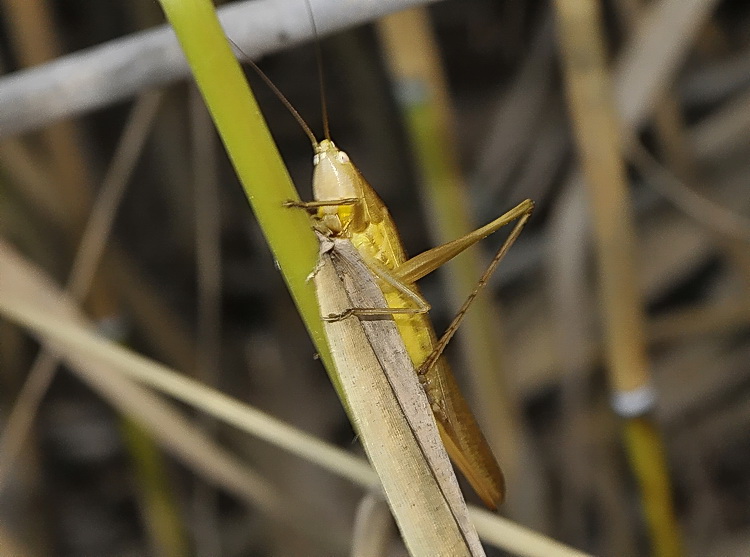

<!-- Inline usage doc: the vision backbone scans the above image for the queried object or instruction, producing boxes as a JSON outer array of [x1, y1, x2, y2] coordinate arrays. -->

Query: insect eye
[[337, 151, 350, 163]]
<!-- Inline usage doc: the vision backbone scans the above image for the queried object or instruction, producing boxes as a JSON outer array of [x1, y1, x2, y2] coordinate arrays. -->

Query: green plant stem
[[157, 0, 336, 391]]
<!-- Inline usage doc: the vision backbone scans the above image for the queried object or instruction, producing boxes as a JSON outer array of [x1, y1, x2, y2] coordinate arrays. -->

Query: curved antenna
[[303, 0, 331, 140], [227, 38, 319, 149]]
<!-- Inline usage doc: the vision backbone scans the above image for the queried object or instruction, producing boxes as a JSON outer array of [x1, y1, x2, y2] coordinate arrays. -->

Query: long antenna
[[303, 0, 331, 140], [227, 37, 319, 149]]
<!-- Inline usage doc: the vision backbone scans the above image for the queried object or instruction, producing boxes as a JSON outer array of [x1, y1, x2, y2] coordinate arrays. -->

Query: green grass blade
[[157, 0, 337, 390]]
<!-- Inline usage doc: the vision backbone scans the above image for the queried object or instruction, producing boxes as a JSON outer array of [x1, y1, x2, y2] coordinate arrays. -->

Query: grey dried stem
[[0, 0, 441, 138]]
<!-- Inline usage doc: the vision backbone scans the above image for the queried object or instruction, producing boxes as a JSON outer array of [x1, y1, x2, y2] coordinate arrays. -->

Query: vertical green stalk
[[157, 0, 335, 389]]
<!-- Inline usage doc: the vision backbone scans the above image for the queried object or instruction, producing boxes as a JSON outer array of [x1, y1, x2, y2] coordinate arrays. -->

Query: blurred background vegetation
[[0, 0, 749, 555]]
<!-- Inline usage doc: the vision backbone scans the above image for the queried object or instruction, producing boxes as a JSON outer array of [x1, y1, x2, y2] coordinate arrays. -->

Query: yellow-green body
[[312, 139, 506, 508]]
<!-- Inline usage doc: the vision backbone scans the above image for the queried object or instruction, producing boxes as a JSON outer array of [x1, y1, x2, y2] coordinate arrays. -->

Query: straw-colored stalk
[[553, 1, 683, 555], [0, 239, 593, 557]]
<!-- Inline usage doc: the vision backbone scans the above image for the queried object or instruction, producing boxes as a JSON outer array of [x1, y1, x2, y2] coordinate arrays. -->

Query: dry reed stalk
[[0, 234, 599, 555], [0, 240, 284, 512], [553, 0, 683, 555], [0, 0, 444, 137]]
